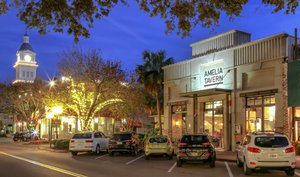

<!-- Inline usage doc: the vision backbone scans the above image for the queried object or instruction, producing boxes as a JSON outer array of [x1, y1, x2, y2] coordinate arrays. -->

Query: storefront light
[[175, 120, 180, 126], [18, 122, 21, 126], [94, 118, 99, 123], [270, 116, 274, 122]]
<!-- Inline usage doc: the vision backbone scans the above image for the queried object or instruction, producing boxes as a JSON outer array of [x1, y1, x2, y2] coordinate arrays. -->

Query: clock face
[[24, 55, 32, 62]]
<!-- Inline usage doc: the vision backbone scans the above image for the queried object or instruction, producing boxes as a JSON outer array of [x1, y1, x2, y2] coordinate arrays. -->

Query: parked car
[[177, 134, 216, 168], [108, 132, 143, 156], [13, 131, 39, 142], [144, 135, 174, 160], [69, 131, 109, 156], [236, 132, 296, 176]]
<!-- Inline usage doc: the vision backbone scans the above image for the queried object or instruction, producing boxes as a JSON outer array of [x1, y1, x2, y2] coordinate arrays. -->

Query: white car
[[236, 132, 296, 176], [69, 131, 109, 156]]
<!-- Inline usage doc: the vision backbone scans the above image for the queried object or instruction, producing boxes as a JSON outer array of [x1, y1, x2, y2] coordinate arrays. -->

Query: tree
[[0, 79, 47, 130], [136, 50, 173, 135], [52, 48, 126, 130], [0, 1, 297, 41]]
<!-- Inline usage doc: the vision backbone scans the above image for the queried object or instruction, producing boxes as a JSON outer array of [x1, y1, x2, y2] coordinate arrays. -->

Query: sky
[[0, 1, 300, 83]]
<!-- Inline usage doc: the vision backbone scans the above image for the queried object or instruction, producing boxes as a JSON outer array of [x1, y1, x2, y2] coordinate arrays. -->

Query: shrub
[[51, 139, 70, 150]]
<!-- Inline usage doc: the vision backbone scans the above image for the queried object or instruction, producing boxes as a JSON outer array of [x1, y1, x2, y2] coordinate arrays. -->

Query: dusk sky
[[0, 1, 300, 83]]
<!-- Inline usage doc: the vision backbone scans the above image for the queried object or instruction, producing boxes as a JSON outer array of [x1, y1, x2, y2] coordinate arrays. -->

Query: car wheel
[[236, 154, 243, 167], [243, 159, 252, 175], [71, 151, 78, 156], [96, 145, 101, 155], [145, 155, 149, 160], [177, 159, 182, 167], [168, 154, 173, 160], [22, 137, 27, 141], [286, 168, 295, 176], [109, 151, 114, 157]]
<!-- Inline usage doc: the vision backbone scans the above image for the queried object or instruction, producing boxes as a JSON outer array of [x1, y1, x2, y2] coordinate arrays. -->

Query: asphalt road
[[0, 137, 300, 177]]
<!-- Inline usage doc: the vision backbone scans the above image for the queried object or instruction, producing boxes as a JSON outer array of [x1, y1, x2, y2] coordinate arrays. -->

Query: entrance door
[[204, 101, 224, 148]]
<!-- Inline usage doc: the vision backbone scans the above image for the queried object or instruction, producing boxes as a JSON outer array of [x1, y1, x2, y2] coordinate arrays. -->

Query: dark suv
[[108, 132, 143, 156], [177, 134, 216, 168]]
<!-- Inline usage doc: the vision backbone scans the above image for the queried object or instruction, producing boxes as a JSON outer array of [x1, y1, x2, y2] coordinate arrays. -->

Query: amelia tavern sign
[[200, 59, 224, 88]]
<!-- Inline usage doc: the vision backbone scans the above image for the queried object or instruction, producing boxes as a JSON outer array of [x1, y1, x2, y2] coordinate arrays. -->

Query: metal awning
[[180, 88, 232, 98]]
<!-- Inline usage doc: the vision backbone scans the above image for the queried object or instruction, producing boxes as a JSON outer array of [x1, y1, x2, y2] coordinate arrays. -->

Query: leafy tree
[[0, 79, 47, 130], [52, 48, 126, 130], [0, 1, 297, 41], [136, 50, 173, 135]]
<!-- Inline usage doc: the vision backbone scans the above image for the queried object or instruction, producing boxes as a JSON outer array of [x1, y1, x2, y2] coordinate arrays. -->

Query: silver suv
[[236, 132, 296, 176]]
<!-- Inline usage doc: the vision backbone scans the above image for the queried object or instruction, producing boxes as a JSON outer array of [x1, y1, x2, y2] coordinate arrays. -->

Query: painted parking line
[[126, 155, 145, 165], [0, 151, 87, 177], [168, 162, 177, 173], [296, 171, 300, 176], [95, 154, 108, 160], [225, 162, 234, 177]]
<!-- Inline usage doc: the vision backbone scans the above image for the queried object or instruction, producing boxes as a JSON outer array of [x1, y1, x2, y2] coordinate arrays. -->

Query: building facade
[[13, 33, 38, 83], [163, 30, 299, 151]]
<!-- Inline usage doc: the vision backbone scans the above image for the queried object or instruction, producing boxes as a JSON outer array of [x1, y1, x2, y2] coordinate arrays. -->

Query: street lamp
[[51, 106, 63, 140], [46, 112, 54, 148]]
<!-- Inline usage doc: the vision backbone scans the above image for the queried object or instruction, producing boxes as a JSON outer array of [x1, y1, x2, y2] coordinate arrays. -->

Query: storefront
[[163, 30, 297, 151]]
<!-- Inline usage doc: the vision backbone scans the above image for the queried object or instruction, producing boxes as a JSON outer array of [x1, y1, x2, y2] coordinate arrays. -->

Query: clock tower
[[13, 33, 38, 83]]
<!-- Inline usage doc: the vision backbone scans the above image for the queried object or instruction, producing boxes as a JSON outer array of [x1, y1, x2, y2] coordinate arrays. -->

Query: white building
[[163, 30, 300, 151], [13, 33, 38, 83]]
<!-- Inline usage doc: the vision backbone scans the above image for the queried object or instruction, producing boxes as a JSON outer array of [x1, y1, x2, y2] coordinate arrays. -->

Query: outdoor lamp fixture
[[122, 118, 126, 124], [175, 120, 180, 126], [46, 112, 54, 148]]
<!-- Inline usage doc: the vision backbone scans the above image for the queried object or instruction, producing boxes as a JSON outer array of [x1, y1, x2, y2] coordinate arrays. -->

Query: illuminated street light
[[51, 106, 63, 140], [49, 80, 55, 87], [46, 112, 54, 148]]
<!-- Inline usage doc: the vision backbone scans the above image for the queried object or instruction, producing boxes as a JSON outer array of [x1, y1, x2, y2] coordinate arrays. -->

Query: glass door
[[204, 101, 224, 148]]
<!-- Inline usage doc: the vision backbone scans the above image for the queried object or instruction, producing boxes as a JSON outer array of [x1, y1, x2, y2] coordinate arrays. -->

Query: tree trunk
[[156, 96, 162, 135]]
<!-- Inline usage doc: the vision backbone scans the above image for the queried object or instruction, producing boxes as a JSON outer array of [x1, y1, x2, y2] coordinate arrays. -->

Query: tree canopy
[[0, 0, 297, 42]]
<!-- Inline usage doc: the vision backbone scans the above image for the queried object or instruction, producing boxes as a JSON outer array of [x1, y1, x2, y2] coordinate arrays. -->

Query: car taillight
[[247, 147, 261, 153], [125, 140, 133, 144], [202, 142, 211, 147], [85, 140, 93, 143], [285, 147, 295, 153], [178, 143, 187, 147]]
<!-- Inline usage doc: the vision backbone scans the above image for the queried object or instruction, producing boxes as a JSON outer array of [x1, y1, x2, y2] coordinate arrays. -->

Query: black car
[[108, 132, 143, 156], [177, 134, 216, 168]]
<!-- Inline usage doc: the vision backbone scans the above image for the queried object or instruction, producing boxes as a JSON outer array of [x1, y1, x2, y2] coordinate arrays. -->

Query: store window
[[246, 95, 275, 133], [171, 104, 187, 139]]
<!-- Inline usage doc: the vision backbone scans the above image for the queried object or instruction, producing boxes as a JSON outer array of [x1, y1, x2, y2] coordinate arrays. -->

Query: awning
[[180, 88, 232, 98]]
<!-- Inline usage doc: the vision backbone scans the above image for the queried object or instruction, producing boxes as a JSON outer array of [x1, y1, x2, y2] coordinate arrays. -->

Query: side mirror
[[236, 141, 241, 145]]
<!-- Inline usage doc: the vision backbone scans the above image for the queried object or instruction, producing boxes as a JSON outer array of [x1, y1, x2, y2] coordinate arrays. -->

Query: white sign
[[200, 60, 224, 87]]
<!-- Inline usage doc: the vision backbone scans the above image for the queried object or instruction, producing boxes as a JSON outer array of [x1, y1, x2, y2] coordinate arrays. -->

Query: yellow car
[[144, 135, 174, 160]]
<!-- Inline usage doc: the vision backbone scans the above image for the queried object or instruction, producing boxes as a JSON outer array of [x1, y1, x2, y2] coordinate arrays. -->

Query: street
[[0, 137, 299, 177]]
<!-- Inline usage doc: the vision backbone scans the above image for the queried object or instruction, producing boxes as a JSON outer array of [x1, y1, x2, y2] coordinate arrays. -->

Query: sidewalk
[[216, 150, 300, 169]]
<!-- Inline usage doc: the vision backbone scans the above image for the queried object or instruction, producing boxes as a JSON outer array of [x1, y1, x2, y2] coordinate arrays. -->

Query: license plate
[[269, 154, 277, 158], [117, 142, 122, 145], [191, 152, 198, 156]]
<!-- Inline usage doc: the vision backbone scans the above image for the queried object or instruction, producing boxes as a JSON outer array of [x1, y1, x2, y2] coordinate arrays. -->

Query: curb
[[38, 146, 69, 153]]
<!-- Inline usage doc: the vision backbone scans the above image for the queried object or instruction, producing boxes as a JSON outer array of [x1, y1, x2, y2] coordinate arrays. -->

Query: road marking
[[168, 162, 177, 173], [296, 171, 300, 176], [126, 155, 145, 165], [0, 151, 87, 177], [95, 154, 108, 159], [225, 162, 234, 177]]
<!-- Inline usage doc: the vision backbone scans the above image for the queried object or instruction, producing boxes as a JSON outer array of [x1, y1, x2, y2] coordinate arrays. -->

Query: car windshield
[[181, 135, 209, 144], [255, 136, 289, 148], [149, 137, 168, 144], [113, 133, 132, 141], [72, 133, 92, 139]]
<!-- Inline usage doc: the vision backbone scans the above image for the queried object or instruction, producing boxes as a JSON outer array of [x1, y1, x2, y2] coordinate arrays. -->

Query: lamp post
[[51, 106, 63, 140], [46, 112, 54, 148]]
